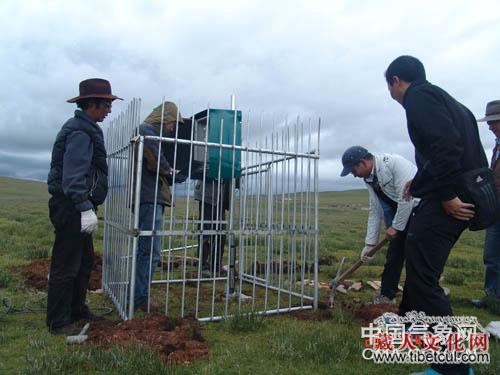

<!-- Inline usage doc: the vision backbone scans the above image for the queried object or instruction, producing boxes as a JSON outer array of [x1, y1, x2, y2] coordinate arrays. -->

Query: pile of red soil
[[292, 308, 333, 321], [354, 303, 399, 324], [88, 315, 209, 365], [18, 254, 102, 291]]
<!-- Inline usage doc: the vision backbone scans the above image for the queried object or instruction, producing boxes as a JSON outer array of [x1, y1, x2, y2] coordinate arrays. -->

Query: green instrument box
[[193, 108, 242, 179]]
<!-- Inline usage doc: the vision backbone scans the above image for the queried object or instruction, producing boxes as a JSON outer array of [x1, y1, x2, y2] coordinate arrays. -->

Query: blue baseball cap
[[340, 146, 369, 176]]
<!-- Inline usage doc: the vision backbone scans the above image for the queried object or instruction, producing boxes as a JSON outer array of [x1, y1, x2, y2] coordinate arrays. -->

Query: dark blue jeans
[[378, 199, 407, 299], [134, 203, 164, 307], [484, 221, 500, 298]]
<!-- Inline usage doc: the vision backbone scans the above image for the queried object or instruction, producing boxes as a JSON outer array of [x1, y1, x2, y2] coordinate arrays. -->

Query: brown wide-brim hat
[[477, 100, 500, 122], [67, 78, 123, 103]]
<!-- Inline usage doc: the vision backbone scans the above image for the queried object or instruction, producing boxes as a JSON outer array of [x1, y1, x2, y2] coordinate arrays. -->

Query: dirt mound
[[318, 255, 336, 266], [292, 308, 333, 321], [18, 254, 102, 291], [354, 303, 399, 324], [88, 316, 209, 365]]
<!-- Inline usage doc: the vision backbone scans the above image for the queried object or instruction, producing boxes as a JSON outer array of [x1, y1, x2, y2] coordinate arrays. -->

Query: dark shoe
[[214, 267, 228, 277], [49, 324, 82, 336], [72, 305, 104, 322], [471, 299, 488, 308], [201, 268, 211, 278], [372, 292, 396, 305]]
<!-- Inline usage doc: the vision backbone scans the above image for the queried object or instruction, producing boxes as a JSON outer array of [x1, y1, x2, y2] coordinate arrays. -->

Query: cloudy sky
[[1, 0, 499, 191]]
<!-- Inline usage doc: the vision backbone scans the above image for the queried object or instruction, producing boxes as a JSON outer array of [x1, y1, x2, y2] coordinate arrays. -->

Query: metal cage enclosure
[[103, 99, 320, 321]]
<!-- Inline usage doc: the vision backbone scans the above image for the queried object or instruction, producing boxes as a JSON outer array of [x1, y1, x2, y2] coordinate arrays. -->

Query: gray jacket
[[47, 110, 108, 212], [365, 153, 418, 245]]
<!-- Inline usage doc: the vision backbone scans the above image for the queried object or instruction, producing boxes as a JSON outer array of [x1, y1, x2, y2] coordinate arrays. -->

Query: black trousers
[[400, 199, 469, 375], [380, 226, 408, 299], [198, 201, 226, 272], [46, 195, 94, 329]]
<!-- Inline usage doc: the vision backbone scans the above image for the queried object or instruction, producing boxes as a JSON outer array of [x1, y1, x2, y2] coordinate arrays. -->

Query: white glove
[[360, 245, 375, 263], [81, 209, 98, 234]]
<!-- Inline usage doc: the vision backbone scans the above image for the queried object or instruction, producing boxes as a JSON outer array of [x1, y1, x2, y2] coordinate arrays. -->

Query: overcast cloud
[[1, 0, 499, 191]]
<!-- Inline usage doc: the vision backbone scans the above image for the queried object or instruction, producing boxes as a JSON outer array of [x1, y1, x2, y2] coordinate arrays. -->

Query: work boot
[[72, 305, 104, 322], [49, 323, 82, 336], [200, 265, 211, 278], [212, 264, 228, 277], [471, 299, 488, 308], [373, 293, 396, 305]]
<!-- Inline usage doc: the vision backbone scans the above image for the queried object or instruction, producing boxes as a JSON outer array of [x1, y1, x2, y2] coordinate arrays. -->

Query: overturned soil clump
[[354, 303, 399, 324], [292, 308, 334, 321], [88, 315, 209, 365], [318, 255, 337, 266], [18, 254, 102, 291]]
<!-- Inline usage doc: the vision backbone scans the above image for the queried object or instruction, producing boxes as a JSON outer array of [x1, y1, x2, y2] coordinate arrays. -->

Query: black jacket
[[47, 110, 108, 211], [403, 80, 488, 201]]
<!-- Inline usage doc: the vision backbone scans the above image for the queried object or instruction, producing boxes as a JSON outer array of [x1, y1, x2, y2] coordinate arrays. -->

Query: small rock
[[348, 282, 363, 291]]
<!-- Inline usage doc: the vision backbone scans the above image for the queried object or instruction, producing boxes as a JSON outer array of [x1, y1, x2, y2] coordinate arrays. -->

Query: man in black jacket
[[385, 56, 487, 375], [46, 79, 122, 334]]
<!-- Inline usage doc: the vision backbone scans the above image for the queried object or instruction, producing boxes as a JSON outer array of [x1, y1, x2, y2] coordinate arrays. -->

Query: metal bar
[[145, 99, 166, 314], [180, 115, 197, 317], [141, 136, 319, 159], [128, 136, 144, 318], [161, 244, 197, 253], [195, 107, 210, 319], [197, 305, 313, 323], [313, 118, 321, 310], [240, 274, 314, 301], [152, 277, 227, 284]]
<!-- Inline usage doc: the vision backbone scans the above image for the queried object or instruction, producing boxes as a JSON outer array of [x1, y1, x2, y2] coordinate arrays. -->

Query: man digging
[[340, 146, 418, 304]]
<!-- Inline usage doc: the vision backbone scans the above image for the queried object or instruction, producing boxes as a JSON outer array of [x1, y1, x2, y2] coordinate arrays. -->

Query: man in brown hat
[[471, 100, 500, 308], [46, 78, 122, 334], [133, 101, 184, 311]]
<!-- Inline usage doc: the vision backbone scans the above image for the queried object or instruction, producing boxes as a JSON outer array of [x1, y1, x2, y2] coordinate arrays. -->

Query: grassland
[[0, 176, 498, 374]]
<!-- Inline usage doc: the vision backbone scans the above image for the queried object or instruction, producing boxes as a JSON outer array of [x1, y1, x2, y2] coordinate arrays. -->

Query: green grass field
[[0, 176, 498, 374]]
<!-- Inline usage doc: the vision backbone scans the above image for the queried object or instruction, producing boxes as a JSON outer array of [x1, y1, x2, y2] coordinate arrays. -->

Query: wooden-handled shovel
[[329, 238, 389, 307]]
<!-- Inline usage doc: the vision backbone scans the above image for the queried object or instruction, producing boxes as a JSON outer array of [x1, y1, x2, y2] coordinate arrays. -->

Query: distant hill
[[0, 175, 365, 202], [0, 176, 48, 202]]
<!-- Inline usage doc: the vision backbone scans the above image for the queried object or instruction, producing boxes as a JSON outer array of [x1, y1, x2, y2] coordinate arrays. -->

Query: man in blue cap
[[341, 146, 417, 304]]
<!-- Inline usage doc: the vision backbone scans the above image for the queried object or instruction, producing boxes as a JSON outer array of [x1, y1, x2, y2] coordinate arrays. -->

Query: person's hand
[[441, 197, 475, 221], [403, 179, 413, 201], [173, 171, 187, 183], [81, 209, 98, 234], [360, 245, 375, 263], [385, 227, 398, 240]]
